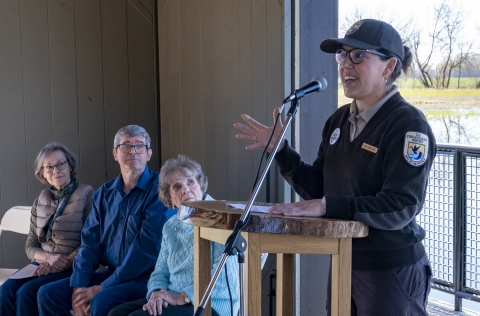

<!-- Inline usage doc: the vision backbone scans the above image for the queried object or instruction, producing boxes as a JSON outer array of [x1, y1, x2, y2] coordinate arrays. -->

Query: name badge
[[361, 143, 378, 153]]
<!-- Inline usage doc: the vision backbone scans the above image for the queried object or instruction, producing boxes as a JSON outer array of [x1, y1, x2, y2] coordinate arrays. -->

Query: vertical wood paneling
[[212, 0, 229, 199], [223, 1, 242, 200], [157, 0, 169, 159], [197, 0, 213, 195], [129, 0, 153, 25], [183, 0, 204, 164], [102, 0, 129, 178], [48, 0, 79, 152], [160, 1, 181, 161], [249, 0, 269, 201], [200, 0, 227, 199], [0, 0, 29, 269], [137, 0, 153, 16], [265, 0, 285, 203], [21, 0, 52, 204], [252, 0, 268, 124], [235, 0, 256, 201], [127, 1, 159, 170], [0, 0, 159, 268], [266, 0, 283, 107], [158, 0, 284, 203], [75, 0, 106, 187], [177, 0, 194, 161]]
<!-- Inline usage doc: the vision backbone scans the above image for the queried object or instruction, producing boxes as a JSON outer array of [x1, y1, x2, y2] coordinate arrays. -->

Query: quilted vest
[[34, 183, 93, 255]]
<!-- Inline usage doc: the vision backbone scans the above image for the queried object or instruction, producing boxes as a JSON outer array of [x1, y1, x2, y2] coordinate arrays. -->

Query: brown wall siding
[[0, 0, 158, 268], [157, 2, 339, 314], [158, 0, 284, 203]]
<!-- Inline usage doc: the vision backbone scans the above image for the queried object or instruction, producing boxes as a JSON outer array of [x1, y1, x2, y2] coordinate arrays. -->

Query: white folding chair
[[0, 206, 32, 285]]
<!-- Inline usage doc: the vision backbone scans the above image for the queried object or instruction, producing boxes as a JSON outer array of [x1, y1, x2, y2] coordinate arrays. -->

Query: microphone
[[283, 76, 327, 104]]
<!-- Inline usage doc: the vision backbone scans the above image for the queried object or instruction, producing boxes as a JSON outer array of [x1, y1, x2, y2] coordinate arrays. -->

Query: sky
[[339, 0, 479, 50]]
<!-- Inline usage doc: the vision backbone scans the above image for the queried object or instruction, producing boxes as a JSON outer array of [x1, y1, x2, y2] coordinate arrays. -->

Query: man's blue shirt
[[70, 167, 175, 289]]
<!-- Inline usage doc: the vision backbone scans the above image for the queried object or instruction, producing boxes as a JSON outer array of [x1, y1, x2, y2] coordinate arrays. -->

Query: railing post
[[453, 150, 464, 311]]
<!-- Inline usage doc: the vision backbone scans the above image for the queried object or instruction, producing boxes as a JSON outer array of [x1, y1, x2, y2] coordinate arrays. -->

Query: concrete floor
[[428, 298, 480, 316]]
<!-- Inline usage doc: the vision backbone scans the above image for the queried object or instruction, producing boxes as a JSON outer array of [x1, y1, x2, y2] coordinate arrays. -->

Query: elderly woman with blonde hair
[[0, 142, 94, 316], [109, 155, 239, 316]]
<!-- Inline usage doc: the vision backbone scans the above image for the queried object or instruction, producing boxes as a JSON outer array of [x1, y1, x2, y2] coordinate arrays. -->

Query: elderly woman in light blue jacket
[[109, 155, 239, 316]]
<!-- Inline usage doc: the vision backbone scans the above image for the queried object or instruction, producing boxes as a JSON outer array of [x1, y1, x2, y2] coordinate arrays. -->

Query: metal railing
[[418, 143, 480, 311]]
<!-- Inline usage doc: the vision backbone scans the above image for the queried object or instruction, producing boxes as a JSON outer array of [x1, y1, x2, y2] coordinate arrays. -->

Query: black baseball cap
[[320, 19, 405, 62]]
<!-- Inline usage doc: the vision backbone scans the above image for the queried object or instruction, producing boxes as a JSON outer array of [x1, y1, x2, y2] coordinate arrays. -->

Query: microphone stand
[[194, 99, 300, 316]]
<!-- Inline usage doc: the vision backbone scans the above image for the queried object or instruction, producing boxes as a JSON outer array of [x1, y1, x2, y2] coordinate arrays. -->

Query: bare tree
[[435, 3, 457, 88], [408, 0, 473, 89], [410, 28, 436, 88], [339, 7, 364, 36], [341, 1, 474, 89], [453, 42, 472, 88], [407, 3, 448, 88], [434, 3, 472, 88]]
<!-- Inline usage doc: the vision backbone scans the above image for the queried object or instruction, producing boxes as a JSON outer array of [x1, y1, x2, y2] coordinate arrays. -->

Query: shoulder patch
[[403, 131, 429, 167]]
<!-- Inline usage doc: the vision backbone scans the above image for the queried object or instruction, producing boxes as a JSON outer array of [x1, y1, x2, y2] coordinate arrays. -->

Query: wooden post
[[194, 226, 211, 316], [277, 253, 295, 315]]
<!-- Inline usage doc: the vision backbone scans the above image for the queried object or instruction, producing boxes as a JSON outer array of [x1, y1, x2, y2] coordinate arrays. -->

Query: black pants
[[327, 254, 432, 316]]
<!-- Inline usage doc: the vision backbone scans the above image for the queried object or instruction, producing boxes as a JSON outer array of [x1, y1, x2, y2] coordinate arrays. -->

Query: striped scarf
[[43, 178, 79, 241]]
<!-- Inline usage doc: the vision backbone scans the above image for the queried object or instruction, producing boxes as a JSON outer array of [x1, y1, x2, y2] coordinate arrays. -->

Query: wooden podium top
[[179, 200, 368, 238]]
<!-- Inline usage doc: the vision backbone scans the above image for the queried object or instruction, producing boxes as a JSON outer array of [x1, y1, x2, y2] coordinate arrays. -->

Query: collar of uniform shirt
[[349, 85, 399, 122]]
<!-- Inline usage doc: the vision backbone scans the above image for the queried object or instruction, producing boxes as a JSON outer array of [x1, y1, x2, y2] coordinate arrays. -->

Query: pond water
[[423, 107, 480, 146], [421, 107, 480, 312]]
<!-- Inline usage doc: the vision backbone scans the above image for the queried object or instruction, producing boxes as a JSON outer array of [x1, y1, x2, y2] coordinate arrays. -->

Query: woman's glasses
[[43, 161, 68, 173], [335, 48, 388, 65]]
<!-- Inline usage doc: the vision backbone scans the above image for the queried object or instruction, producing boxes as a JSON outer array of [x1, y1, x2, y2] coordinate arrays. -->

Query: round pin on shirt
[[330, 128, 341, 145]]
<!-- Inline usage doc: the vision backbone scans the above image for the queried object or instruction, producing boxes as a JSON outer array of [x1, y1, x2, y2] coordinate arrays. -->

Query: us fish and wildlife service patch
[[404, 131, 429, 167]]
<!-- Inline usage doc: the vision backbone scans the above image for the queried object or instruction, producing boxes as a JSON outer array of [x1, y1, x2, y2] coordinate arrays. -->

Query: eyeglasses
[[43, 161, 68, 174], [335, 48, 388, 65], [115, 143, 149, 154]]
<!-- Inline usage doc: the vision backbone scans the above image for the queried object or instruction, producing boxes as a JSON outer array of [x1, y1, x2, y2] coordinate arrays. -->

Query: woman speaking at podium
[[235, 19, 436, 316]]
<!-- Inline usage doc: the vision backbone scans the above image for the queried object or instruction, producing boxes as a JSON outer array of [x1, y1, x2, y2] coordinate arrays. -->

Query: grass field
[[338, 77, 480, 110], [396, 77, 480, 90]]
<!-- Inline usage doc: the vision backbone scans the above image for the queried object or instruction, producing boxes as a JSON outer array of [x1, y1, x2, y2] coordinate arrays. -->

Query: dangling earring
[[383, 75, 388, 83]]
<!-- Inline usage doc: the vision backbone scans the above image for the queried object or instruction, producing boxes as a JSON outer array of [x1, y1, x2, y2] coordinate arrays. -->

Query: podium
[[179, 200, 368, 316]]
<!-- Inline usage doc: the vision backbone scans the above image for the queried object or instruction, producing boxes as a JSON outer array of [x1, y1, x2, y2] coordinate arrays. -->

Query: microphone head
[[312, 76, 328, 93]]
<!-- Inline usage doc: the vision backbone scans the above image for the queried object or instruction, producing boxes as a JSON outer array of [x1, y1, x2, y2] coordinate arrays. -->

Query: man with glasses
[[38, 125, 174, 316]]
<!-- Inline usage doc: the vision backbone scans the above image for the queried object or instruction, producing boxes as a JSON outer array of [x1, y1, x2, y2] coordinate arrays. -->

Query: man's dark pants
[[38, 269, 149, 316]]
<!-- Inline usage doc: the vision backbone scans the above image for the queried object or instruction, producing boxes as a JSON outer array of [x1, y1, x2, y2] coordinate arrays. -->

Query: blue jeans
[[0, 268, 72, 316], [38, 269, 149, 316]]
